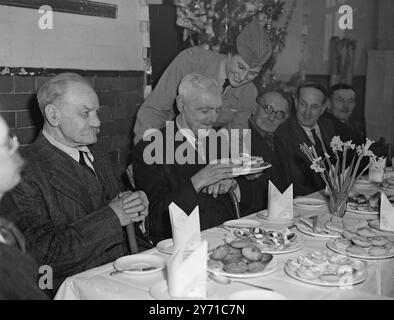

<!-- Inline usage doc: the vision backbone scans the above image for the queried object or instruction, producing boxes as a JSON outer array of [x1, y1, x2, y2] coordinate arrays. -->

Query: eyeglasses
[[259, 104, 287, 120]]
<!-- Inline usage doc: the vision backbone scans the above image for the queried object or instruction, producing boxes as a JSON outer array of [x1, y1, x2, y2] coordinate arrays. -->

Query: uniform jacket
[[133, 47, 258, 144]]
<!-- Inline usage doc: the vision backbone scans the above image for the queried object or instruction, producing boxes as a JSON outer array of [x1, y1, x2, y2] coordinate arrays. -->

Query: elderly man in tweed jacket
[[0, 73, 149, 294]]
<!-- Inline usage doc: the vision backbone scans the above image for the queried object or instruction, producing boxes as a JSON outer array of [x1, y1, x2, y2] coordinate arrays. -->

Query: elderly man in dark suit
[[0, 73, 149, 293], [243, 89, 292, 211], [132, 73, 259, 244], [322, 83, 364, 145], [276, 81, 335, 196]]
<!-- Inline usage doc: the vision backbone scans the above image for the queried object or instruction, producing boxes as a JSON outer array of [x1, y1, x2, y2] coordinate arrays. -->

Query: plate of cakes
[[211, 156, 272, 176], [380, 177, 394, 193], [207, 240, 277, 279], [326, 226, 394, 259], [223, 226, 303, 254], [346, 192, 380, 215], [285, 250, 367, 287]]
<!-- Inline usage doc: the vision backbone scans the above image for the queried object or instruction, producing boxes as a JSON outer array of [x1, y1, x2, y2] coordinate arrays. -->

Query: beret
[[236, 19, 272, 68]]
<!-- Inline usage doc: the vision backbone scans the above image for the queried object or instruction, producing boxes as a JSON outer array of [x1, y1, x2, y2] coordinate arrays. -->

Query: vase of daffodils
[[300, 137, 380, 225]]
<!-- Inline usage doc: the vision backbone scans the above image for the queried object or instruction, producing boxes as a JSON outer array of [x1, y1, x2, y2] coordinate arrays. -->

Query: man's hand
[[191, 164, 239, 193], [202, 179, 237, 198], [109, 191, 149, 226], [121, 191, 149, 223], [244, 172, 263, 181]]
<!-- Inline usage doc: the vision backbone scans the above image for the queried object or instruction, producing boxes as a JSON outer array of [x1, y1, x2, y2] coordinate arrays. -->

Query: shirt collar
[[175, 116, 197, 150], [42, 129, 93, 163], [300, 123, 319, 133]]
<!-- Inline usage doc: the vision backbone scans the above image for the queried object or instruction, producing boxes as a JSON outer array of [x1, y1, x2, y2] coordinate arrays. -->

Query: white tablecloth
[[55, 189, 394, 300]]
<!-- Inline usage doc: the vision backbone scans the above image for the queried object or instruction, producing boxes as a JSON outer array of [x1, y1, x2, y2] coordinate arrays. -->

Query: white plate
[[354, 180, 375, 188], [210, 157, 272, 176], [346, 204, 379, 215], [257, 210, 300, 224], [150, 280, 215, 300], [256, 243, 304, 255], [380, 186, 394, 193], [294, 198, 327, 209], [113, 254, 166, 275], [284, 263, 367, 287], [228, 289, 287, 300], [326, 241, 394, 260], [156, 239, 175, 255], [368, 220, 394, 235], [232, 164, 272, 176], [208, 257, 277, 278], [223, 219, 263, 229], [296, 221, 341, 239]]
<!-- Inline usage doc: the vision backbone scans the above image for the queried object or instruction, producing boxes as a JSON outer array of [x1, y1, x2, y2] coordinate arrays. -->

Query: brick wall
[[0, 70, 144, 184]]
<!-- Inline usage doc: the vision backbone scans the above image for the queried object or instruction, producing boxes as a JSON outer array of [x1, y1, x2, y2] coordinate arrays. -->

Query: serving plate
[[285, 251, 367, 287], [208, 256, 277, 279], [156, 239, 175, 255], [222, 219, 263, 229], [113, 254, 166, 275], [293, 198, 327, 209]]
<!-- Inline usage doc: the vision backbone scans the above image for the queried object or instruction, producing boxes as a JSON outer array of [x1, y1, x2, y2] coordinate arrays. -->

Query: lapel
[[90, 147, 118, 197], [290, 119, 313, 148], [317, 118, 331, 152], [35, 134, 94, 212]]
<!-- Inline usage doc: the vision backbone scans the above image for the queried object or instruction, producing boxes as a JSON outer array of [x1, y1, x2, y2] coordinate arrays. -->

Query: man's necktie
[[79, 150, 96, 177], [311, 128, 324, 157], [222, 79, 230, 93]]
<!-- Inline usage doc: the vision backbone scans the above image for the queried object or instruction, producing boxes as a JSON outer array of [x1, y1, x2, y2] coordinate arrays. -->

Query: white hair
[[178, 73, 222, 99], [37, 72, 91, 114]]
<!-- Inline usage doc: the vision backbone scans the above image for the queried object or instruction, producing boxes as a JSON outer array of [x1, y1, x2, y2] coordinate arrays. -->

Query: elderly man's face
[[225, 55, 261, 88], [296, 87, 326, 128], [180, 89, 222, 137], [56, 83, 101, 147], [254, 92, 289, 133], [331, 89, 355, 121], [0, 117, 24, 195]]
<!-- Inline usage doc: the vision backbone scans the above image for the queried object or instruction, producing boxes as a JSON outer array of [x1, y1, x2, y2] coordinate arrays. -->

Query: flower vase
[[328, 192, 348, 230]]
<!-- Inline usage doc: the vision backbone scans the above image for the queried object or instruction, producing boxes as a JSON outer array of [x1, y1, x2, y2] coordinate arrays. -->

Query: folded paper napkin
[[267, 181, 293, 220], [169, 202, 201, 251], [167, 240, 208, 299], [380, 193, 394, 231], [369, 158, 386, 183]]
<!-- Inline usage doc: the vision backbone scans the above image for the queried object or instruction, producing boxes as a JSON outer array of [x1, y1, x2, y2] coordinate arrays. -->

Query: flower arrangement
[[300, 136, 381, 218]]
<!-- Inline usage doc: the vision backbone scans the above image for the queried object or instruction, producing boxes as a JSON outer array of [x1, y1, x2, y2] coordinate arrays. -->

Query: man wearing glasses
[[241, 89, 292, 211], [276, 81, 335, 196]]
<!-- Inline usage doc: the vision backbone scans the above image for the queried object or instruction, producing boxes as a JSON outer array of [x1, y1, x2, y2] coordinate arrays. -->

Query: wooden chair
[[228, 185, 241, 219], [125, 164, 138, 254]]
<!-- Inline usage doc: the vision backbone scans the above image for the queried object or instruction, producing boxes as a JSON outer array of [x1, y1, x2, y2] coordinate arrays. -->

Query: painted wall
[[275, 0, 378, 78], [0, 0, 146, 70]]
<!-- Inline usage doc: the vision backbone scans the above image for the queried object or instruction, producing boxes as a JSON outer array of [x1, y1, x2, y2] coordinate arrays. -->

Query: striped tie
[[79, 150, 96, 177]]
